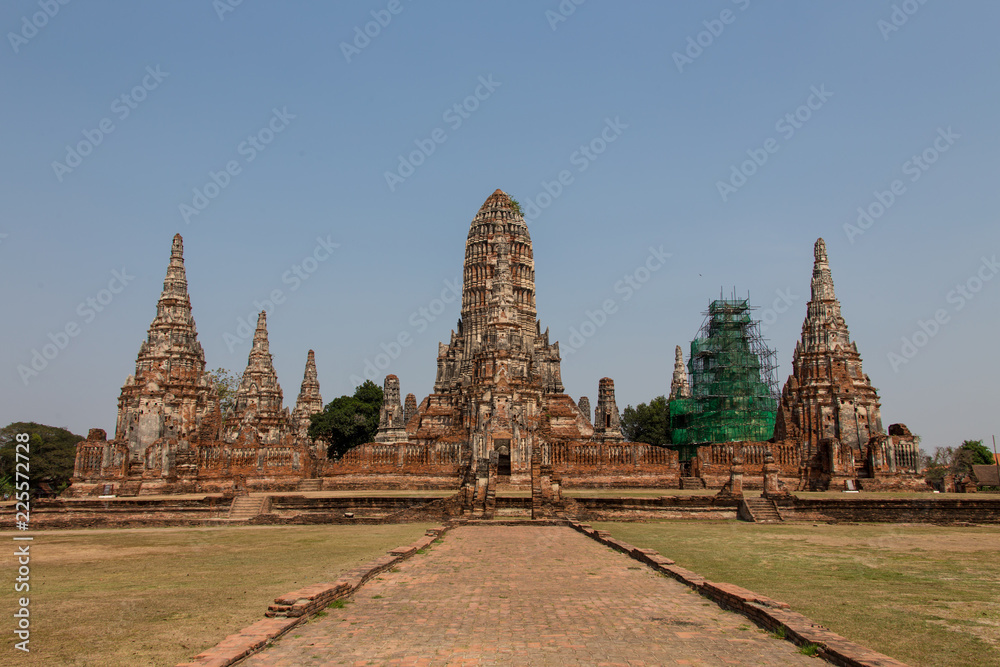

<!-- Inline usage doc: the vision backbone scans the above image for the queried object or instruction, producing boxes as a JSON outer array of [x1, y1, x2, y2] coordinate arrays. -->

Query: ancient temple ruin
[[670, 239, 923, 491], [773, 239, 922, 490], [291, 350, 324, 448], [114, 234, 222, 466], [669, 346, 691, 400], [69, 236, 319, 496], [406, 192, 589, 471], [397, 190, 665, 487], [375, 375, 407, 444], [222, 311, 293, 446], [69, 197, 924, 496]]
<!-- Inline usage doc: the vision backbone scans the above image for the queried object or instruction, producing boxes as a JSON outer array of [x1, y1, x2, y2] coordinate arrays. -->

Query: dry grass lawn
[[595, 521, 1000, 667], [0, 523, 431, 666]]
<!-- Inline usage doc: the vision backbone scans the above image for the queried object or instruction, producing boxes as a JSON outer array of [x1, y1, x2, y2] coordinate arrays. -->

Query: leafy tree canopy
[[924, 440, 995, 483], [621, 395, 669, 445], [0, 422, 84, 496], [960, 439, 994, 466], [208, 367, 241, 415], [308, 380, 383, 460]]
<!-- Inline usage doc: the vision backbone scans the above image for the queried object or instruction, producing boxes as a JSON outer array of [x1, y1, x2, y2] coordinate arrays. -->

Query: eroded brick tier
[[669, 345, 691, 399], [375, 375, 407, 443], [774, 239, 882, 449], [70, 236, 314, 496], [407, 190, 594, 473], [114, 234, 222, 465], [222, 311, 292, 446], [69, 211, 927, 496], [291, 350, 324, 443], [773, 239, 921, 489], [593, 378, 624, 442]]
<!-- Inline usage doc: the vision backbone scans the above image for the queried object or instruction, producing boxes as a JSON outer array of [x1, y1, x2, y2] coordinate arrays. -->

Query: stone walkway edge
[[570, 521, 910, 667], [175, 525, 450, 667], [176, 520, 911, 667]]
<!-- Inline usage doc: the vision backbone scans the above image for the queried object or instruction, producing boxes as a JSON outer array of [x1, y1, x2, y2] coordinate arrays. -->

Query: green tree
[[0, 422, 84, 496], [208, 367, 240, 415], [924, 440, 995, 485], [308, 380, 383, 460], [621, 395, 669, 445], [959, 439, 994, 466]]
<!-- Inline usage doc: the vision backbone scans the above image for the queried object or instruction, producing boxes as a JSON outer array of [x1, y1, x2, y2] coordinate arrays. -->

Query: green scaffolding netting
[[669, 298, 778, 450]]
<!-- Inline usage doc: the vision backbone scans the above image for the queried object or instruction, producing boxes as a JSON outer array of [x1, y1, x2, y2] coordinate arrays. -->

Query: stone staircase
[[117, 462, 145, 496], [740, 497, 783, 523], [296, 478, 323, 492], [118, 480, 143, 497], [228, 495, 269, 520], [679, 476, 706, 490]]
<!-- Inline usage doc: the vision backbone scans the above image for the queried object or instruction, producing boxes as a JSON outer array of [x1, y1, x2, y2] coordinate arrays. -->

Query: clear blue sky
[[2, 1, 998, 453]]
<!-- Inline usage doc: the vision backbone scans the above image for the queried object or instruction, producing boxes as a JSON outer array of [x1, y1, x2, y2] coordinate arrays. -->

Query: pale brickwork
[[592, 377, 624, 442], [115, 234, 221, 465], [290, 349, 323, 442], [70, 211, 926, 496], [223, 311, 292, 446], [70, 235, 311, 496], [670, 344, 692, 399], [375, 374, 407, 443], [407, 190, 594, 477]]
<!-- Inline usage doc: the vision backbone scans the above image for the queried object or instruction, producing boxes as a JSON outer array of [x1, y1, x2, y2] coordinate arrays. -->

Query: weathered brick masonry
[[68, 197, 928, 498]]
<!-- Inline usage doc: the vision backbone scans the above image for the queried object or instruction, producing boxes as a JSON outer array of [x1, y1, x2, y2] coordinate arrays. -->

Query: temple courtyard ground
[[1, 520, 997, 666]]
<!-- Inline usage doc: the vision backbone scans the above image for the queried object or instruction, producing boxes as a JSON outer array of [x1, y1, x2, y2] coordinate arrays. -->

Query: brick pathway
[[242, 526, 816, 666]]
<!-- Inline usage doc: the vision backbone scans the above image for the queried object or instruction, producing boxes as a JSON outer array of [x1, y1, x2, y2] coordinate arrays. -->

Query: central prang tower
[[411, 190, 591, 473]]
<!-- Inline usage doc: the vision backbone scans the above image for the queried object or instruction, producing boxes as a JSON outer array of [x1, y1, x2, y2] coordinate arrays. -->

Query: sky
[[1, 1, 998, 453]]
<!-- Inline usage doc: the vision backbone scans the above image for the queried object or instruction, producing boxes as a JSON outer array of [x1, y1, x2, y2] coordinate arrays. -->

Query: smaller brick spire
[[292, 349, 323, 441], [669, 345, 691, 399], [225, 310, 289, 445], [403, 393, 417, 425], [593, 377, 624, 442], [375, 375, 407, 443]]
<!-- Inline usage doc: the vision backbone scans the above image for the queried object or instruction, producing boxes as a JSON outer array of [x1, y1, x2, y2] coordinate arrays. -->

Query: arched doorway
[[494, 440, 511, 478]]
